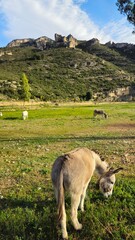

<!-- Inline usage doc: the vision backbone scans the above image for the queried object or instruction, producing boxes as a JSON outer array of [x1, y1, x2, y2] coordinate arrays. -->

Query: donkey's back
[[93, 109, 108, 118], [52, 148, 96, 192]]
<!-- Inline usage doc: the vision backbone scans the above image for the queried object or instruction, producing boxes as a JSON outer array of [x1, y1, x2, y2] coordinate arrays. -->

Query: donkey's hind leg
[[79, 181, 89, 212], [71, 192, 82, 230]]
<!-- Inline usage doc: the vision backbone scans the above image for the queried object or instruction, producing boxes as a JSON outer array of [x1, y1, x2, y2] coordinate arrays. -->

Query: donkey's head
[[99, 167, 123, 198]]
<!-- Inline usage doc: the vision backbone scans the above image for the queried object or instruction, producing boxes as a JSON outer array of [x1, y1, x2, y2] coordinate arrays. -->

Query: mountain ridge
[[6, 33, 135, 52]]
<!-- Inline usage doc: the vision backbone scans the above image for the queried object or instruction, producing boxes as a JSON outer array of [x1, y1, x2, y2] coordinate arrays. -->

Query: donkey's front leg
[[71, 193, 82, 230]]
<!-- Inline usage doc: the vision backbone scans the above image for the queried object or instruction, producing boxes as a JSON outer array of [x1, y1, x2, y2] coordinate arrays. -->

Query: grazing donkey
[[51, 147, 122, 239], [93, 109, 108, 119], [22, 110, 28, 120]]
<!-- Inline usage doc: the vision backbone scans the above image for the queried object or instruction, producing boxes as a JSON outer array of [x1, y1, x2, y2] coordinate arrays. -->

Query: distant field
[[0, 102, 135, 240]]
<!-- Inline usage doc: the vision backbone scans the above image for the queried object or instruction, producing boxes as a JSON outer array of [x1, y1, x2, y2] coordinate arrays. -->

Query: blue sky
[[0, 0, 135, 48]]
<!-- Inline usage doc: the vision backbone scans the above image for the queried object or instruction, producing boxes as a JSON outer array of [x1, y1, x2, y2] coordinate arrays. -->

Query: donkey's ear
[[108, 167, 114, 171], [106, 167, 123, 177], [105, 167, 115, 177], [112, 167, 123, 174]]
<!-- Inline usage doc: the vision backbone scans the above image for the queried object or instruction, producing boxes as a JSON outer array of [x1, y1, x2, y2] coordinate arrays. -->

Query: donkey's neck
[[94, 153, 108, 176]]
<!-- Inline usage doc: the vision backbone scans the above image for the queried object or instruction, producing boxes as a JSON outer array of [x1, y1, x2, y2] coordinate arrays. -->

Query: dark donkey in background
[[51, 147, 122, 239], [93, 109, 108, 118]]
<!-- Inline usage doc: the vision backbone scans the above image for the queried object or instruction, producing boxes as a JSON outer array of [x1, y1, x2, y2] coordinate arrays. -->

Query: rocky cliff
[[7, 33, 78, 49], [7, 38, 35, 47]]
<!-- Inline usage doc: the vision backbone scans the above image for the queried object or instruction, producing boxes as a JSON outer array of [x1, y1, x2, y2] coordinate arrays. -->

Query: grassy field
[[0, 102, 135, 240]]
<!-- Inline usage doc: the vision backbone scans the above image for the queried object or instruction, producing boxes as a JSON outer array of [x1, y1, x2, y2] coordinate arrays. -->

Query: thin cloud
[[0, 0, 135, 45], [102, 18, 135, 44]]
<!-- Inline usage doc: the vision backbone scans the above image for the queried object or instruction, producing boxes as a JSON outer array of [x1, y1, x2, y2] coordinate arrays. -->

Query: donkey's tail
[[57, 157, 66, 221]]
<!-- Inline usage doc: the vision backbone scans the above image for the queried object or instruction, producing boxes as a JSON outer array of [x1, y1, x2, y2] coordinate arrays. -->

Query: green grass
[[0, 102, 135, 239]]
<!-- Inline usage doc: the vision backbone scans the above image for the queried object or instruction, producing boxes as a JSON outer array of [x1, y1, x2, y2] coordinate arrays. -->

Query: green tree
[[21, 73, 31, 101], [116, 0, 135, 32], [86, 91, 92, 101]]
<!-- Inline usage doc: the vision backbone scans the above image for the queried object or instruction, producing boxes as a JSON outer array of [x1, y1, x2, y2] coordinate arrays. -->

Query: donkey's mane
[[93, 152, 108, 176]]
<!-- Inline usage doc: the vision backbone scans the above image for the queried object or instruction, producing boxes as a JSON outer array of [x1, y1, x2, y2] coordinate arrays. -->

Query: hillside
[[0, 35, 135, 101], [78, 39, 135, 75]]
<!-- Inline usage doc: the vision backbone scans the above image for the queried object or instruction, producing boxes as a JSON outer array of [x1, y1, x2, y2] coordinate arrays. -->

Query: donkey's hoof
[[74, 223, 82, 230], [62, 232, 68, 239]]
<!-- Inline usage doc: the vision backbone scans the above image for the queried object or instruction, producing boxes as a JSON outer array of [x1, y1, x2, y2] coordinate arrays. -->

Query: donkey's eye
[[110, 181, 114, 184]]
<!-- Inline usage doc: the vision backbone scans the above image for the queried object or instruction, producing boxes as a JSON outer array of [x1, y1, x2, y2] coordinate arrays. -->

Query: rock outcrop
[[5, 33, 135, 53], [54, 33, 78, 48], [7, 38, 35, 47], [66, 34, 78, 48], [6, 34, 78, 49], [0, 51, 13, 56], [107, 86, 135, 101], [34, 36, 54, 50], [77, 38, 100, 50], [105, 41, 135, 50], [7, 36, 54, 49], [86, 38, 100, 47]]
